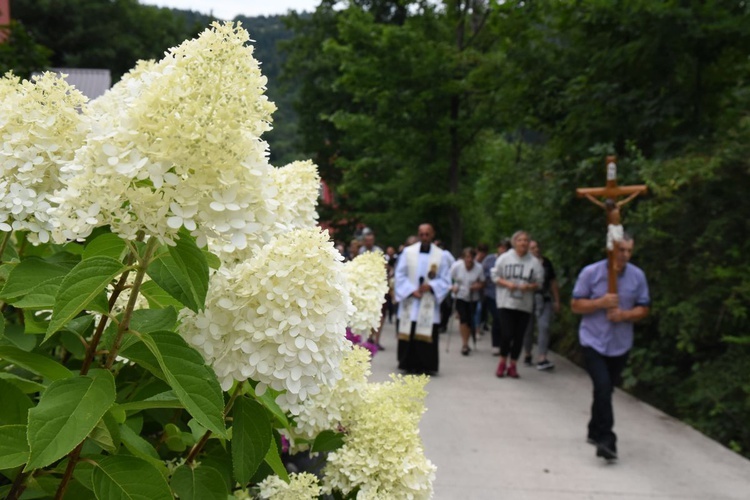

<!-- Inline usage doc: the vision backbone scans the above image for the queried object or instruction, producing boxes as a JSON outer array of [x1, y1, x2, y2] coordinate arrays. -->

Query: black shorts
[[455, 299, 477, 327]]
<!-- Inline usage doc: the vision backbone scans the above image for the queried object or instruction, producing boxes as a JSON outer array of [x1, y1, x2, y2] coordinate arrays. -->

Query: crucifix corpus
[[576, 156, 648, 293]]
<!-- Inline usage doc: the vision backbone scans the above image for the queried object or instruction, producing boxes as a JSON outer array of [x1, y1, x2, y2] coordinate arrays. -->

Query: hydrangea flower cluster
[[288, 345, 372, 442], [270, 160, 320, 233], [344, 251, 388, 334], [51, 22, 278, 249], [258, 472, 321, 500], [178, 228, 354, 413], [0, 72, 88, 244], [323, 374, 436, 499]]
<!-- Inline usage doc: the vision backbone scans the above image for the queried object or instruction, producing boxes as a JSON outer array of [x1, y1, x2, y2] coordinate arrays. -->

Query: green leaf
[[231, 396, 272, 485], [140, 280, 183, 309], [92, 455, 172, 500], [102, 307, 177, 352], [0, 425, 29, 469], [0, 257, 73, 300], [311, 429, 346, 453], [26, 370, 116, 470], [0, 379, 33, 425], [11, 276, 63, 309], [139, 331, 227, 437], [2, 238, 19, 261], [63, 315, 96, 338], [250, 384, 290, 429], [0, 345, 73, 380], [171, 464, 228, 500], [202, 249, 221, 270], [60, 331, 87, 359], [117, 391, 182, 412], [263, 439, 289, 482], [83, 233, 127, 261], [46, 256, 126, 341], [119, 342, 165, 380], [62, 241, 86, 256], [0, 372, 46, 393], [0, 314, 4, 338], [0, 323, 37, 351], [88, 412, 121, 453], [119, 424, 168, 474], [146, 234, 208, 313], [23, 309, 50, 335]]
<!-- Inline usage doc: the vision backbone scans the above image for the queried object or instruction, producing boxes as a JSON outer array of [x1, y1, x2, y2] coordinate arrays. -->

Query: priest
[[395, 223, 452, 375]]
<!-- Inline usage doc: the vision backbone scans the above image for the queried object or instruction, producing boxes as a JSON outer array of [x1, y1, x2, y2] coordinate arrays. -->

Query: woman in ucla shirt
[[491, 230, 544, 378]]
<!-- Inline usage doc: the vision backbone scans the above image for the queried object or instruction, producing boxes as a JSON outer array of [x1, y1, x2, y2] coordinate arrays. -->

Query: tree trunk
[[449, 94, 462, 257], [448, 1, 466, 258]]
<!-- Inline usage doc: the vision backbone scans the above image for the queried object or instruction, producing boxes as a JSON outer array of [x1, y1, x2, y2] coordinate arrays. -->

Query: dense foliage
[[3, 0, 749, 467], [0, 22, 433, 500], [284, 0, 750, 456]]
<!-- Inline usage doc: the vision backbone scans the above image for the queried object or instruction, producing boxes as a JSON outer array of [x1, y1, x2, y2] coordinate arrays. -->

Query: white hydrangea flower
[[323, 374, 436, 500], [288, 345, 372, 443], [344, 251, 388, 334], [258, 472, 321, 500], [213, 159, 321, 265], [270, 160, 320, 233], [51, 22, 278, 248], [179, 228, 354, 413], [0, 72, 88, 244]]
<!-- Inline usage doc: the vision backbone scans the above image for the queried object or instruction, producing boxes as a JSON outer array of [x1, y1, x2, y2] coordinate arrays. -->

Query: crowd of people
[[339, 222, 651, 463]]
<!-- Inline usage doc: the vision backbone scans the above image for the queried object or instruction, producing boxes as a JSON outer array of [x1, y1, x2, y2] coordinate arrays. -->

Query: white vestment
[[395, 243, 452, 339]]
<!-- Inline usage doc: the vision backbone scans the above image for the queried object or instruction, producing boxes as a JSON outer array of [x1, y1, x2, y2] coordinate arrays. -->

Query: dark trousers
[[397, 323, 439, 375], [582, 346, 629, 448], [497, 308, 530, 360]]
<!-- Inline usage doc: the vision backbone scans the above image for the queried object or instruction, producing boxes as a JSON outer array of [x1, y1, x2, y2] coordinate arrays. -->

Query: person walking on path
[[491, 231, 544, 378], [473, 243, 489, 337], [394, 223, 452, 375], [571, 234, 650, 461], [522, 240, 561, 370], [450, 247, 485, 356], [483, 239, 510, 355]]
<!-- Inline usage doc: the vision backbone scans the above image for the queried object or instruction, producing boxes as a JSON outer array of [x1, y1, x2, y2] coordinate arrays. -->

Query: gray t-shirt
[[491, 249, 544, 313], [450, 260, 485, 302]]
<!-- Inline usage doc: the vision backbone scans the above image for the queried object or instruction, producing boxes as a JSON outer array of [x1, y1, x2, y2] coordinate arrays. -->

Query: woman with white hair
[[491, 230, 544, 378]]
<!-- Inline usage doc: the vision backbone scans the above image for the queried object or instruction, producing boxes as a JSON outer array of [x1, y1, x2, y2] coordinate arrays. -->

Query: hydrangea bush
[[0, 22, 434, 500]]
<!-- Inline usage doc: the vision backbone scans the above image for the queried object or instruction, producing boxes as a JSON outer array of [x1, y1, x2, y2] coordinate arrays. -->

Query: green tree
[[285, 0, 503, 251], [0, 20, 51, 78], [10, 0, 212, 81]]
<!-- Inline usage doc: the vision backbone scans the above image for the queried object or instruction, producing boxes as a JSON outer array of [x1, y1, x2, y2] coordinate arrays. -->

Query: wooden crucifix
[[576, 156, 648, 293]]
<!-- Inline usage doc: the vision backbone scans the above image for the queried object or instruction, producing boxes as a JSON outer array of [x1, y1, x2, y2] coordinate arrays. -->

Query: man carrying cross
[[572, 157, 651, 462]]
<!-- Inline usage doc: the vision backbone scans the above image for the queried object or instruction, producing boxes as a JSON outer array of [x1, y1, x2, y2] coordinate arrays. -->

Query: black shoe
[[596, 442, 618, 461], [377, 343, 386, 351], [461, 346, 471, 356], [536, 360, 555, 371], [586, 437, 597, 446], [523, 355, 532, 366]]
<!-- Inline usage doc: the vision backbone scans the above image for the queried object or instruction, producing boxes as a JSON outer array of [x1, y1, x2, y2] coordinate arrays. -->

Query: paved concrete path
[[369, 320, 750, 500]]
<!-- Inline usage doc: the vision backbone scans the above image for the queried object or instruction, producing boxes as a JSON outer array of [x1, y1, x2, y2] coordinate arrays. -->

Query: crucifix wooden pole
[[576, 156, 648, 294]]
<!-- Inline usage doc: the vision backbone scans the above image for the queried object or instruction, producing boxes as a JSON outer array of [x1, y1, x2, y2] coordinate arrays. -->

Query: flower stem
[[186, 383, 244, 464], [6, 470, 29, 500], [105, 237, 159, 369], [0, 230, 11, 264]]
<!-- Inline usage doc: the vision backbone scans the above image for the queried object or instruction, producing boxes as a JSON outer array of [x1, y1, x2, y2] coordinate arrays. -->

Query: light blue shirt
[[572, 259, 650, 356]]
